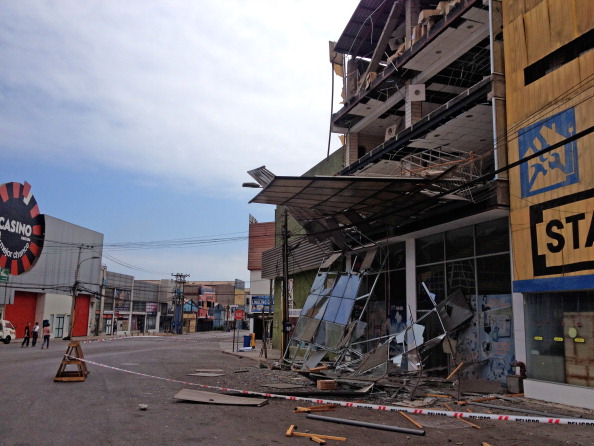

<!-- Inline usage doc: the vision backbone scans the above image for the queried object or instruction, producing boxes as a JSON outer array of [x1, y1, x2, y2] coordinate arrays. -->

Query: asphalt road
[[1, 332, 593, 446]]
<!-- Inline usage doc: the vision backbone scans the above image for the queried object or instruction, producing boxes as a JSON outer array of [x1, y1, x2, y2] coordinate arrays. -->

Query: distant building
[[247, 216, 275, 339]]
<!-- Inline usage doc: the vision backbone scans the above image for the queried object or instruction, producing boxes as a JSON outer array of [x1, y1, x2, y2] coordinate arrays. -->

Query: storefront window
[[146, 316, 156, 330], [416, 218, 513, 383], [417, 264, 445, 310], [416, 233, 444, 265], [446, 226, 474, 260], [132, 301, 146, 312], [525, 291, 594, 388], [446, 260, 476, 297], [475, 217, 509, 256], [103, 298, 113, 311], [476, 254, 511, 295]]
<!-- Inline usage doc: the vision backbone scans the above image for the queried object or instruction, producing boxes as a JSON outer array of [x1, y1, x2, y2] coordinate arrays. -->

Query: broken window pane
[[417, 264, 445, 310]]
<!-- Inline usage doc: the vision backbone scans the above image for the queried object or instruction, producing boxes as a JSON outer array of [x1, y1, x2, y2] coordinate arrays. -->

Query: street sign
[[234, 309, 245, 320], [0, 268, 9, 283]]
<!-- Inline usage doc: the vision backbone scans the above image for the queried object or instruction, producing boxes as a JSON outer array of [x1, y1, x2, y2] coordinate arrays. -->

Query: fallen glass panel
[[303, 348, 328, 370], [293, 316, 321, 343], [332, 274, 351, 297], [354, 341, 389, 377], [323, 296, 343, 322], [313, 320, 345, 350], [436, 288, 473, 332], [286, 339, 310, 362], [283, 252, 474, 379], [335, 298, 355, 325]]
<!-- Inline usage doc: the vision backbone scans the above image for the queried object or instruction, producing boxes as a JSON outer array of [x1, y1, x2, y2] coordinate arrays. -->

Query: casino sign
[[0, 182, 45, 275]]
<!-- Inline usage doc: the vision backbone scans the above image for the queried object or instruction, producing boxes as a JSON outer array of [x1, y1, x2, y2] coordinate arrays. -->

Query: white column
[[405, 238, 417, 322]]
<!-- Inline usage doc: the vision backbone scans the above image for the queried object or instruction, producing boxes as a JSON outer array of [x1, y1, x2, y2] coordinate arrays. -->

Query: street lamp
[[64, 252, 100, 340]]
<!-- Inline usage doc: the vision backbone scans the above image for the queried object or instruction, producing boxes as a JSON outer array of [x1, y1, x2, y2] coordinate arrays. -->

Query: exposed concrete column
[[405, 0, 420, 48], [405, 99, 422, 127], [405, 238, 417, 325], [345, 132, 359, 167]]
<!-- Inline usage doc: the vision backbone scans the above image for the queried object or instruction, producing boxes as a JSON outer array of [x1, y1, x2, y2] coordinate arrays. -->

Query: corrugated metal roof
[[334, 0, 402, 58], [261, 239, 333, 279]]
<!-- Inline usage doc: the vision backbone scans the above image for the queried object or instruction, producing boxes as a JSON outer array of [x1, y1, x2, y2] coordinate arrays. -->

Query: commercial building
[[503, 0, 594, 408], [97, 273, 172, 336], [250, 0, 512, 381], [247, 0, 593, 409], [1, 181, 103, 339]]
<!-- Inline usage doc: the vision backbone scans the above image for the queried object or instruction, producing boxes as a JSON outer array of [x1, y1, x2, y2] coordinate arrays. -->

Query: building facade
[[247, 217, 275, 339], [250, 0, 514, 383], [1, 182, 103, 340], [503, 0, 594, 409]]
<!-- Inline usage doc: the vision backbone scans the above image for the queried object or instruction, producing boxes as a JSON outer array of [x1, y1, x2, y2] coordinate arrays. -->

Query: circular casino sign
[[0, 182, 45, 275]]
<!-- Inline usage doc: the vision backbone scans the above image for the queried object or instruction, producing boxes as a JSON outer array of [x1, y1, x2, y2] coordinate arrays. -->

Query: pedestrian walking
[[21, 322, 31, 347], [32, 322, 40, 347], [41, 322, 51, 349]]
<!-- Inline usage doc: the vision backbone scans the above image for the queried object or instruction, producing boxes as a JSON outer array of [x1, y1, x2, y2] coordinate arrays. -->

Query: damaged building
[[246, 0, 594, 409]]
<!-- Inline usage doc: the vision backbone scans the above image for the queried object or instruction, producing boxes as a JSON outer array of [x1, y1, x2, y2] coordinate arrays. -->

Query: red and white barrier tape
[[67, 355, 593, 426]]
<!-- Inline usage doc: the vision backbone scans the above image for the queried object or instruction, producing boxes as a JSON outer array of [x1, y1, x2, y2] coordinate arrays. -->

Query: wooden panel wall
[[503, 0, 594, 282]]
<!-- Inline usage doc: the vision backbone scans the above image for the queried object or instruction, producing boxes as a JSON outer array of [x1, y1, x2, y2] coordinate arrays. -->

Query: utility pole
[[65, 246, 99, 340], [171, 273, 189, 334], [281, 208, 290, 356]]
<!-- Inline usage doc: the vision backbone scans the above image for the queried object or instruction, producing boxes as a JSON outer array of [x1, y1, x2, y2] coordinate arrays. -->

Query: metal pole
[[306, 414, 425, 436], [281, 208, 289, 356]]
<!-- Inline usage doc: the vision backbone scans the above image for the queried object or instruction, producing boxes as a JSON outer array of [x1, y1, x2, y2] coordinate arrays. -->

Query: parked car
[[0, 319, 16, 344]]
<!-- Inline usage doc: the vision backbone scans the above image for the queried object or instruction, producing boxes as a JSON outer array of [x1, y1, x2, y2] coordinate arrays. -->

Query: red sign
[[234, 309, 245, 320]]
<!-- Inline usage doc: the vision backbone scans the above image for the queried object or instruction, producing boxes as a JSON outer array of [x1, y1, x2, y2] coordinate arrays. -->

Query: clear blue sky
[[1, 1, 358, 284]]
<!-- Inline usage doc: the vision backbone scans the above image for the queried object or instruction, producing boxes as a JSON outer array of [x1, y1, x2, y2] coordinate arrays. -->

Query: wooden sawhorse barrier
[[54, 341, 90, 382]]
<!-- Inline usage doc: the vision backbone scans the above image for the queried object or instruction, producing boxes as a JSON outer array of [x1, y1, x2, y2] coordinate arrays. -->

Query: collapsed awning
[[249, 174, 466, 250], [249, 175, 431, 213]]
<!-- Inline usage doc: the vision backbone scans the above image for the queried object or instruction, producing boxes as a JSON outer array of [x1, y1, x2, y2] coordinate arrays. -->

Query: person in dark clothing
[[32, 322, 40, 347], [21, 322, 31, 347]]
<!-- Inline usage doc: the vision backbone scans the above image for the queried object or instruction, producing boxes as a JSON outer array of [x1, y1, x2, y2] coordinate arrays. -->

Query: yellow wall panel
[[523, 0, 551, 65], [503, 0, 526, 26], [547, 0, 576, 48], [579, 49, 594, 82], [503, 18, 528, 124], [574, 0, 594, 35], [526, 0, 546, 10], [502, 0, 594, 282]]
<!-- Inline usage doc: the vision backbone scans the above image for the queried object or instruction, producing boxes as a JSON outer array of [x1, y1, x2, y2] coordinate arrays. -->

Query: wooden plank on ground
[[173, 389, 268, 406]]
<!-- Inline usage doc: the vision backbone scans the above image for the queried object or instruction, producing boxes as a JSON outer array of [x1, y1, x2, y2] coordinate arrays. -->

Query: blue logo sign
[[518, 108, 579, 198]]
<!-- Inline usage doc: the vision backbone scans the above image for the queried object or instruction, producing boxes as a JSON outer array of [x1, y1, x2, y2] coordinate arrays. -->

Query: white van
[[0, 319, 16, 344]]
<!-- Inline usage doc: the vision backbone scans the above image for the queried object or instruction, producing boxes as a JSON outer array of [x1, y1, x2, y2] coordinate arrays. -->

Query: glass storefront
[[524, 291, 594, 388], [415, 217, 514, 381]]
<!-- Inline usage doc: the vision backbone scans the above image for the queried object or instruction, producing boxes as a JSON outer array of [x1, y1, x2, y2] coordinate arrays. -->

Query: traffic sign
[[0, 268, 9, 283], [234, 309, 245, 320]]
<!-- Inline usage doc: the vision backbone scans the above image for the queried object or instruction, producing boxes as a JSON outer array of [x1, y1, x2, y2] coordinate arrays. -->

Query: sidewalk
[[221, 339, 281, 364], [60, 330, 282, 363], [218, 330, 281, 363]]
